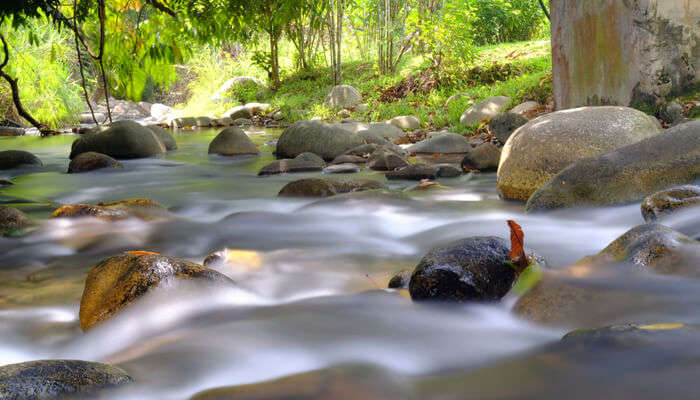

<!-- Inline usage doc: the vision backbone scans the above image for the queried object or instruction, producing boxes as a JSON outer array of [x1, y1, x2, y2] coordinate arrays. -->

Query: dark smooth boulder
[[208, 127, 259, 156], [278, 178, 386, 198], [0, 359, 132, 400], [641, 185, 700, 222], [67, 152, 123, 173], [0, 206, 32, 232], [409, 236, 520, 302], [258, 152, 325, 176], [0, 150, 41, 170], [147, 125, 177, 150], [488, 112, 528, 143], [385, 164, 438, 180], [388, 270, 412, 289], [70, 120, 167, 159], [80, 251, 234, 330], [526, 121, 699, 211], [276, 121, 364, 161]]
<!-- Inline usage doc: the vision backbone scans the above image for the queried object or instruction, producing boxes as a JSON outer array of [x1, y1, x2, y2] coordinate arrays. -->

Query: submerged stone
[[67, 152, 122, 173]]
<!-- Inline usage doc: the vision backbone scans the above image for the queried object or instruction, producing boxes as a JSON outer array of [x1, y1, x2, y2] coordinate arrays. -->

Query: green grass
[[179, 39, 553, 133]]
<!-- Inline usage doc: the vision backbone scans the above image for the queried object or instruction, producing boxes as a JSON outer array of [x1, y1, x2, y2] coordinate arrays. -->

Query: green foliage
[[0, 18, 82, 127], [466, 0, 549, 45]]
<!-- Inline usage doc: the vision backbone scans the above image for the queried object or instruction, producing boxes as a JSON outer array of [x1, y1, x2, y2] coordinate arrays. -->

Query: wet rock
[[367, 147, 410, 171], [488, 112, 528, 143], [435, 164, 463, 178], [525, 120, 699, 211], [50, 198, 170, 222], [562, 323, 700, 348], [70, 120, 167, 159], [278, 178, 385, 198], [326, 85, 362, 109], [641, 185, 700, 222], [578, 224, 700, 274], [0, 206, 32, 232], [0, 359, 132, 399], [460, 96, 511, 125], [80, 251, 234, 330], [323, 163, 361, 174], [461, 143, 502, 172], [406, 133, 471, 154], [499, 106, 661, 202], [331, 154, 367, 165], [388, 115, 421, 130], [67, 152, 123, 173], [276, 121, 364, 161], [409, 236, 518, 302], [510, 101, 540, 116], [195, 116, 213, 127], [189, 365, 407, 400], [213, 117, 233, 127], [385, 164, 438, 181], [0, 150, 42, 170], [208, 127, 259, 156], [147, 126, 177, 151], [404, 181, 450, 193], [258, 153, 325, 176], [388, 270, 412, 289]]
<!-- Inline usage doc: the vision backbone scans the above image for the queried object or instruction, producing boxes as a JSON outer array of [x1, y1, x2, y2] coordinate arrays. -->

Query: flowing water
[[1, 128, 699, 399]]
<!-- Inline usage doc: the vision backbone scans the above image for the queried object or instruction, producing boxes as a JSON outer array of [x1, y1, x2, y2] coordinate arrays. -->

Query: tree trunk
[[270, 32, 280, 87]]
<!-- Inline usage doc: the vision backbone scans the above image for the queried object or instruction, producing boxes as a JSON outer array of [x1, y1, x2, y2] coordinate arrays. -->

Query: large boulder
[[79, 251, 234, 330], [0, 206, 32, 232], [461, 143, 502, 172], [641, 185, 700, 222], [70, 120, 167, 159], [276, 121, 365, 161], [325, 85, 362, 109], [406, 133, 471, 154], [0, 150, 41, 170], [525, 120, 699, 211], [258, 153, 325, 176], [498, 106, 660, 202], [278, 178, 385, 198], [409, 236, 526, 302], [51, 198, 170, 222], [0, 360, 132, 400], [208, 127, 259, 156], [551, 1, 699, 109], [146, 126, 177, 151], [67, 152, 123, 173], [460, 96, 511, 125]]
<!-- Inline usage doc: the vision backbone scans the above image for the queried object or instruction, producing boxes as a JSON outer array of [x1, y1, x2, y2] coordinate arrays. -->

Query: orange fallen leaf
[[507, 220, 530, 274]]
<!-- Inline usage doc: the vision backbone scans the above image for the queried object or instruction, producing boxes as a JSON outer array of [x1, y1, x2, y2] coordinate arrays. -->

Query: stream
[[1, 128, 699, 399]]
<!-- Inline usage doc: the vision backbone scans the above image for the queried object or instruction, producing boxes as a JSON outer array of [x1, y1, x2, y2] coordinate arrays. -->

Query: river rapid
[[1, 128, 699, 399]]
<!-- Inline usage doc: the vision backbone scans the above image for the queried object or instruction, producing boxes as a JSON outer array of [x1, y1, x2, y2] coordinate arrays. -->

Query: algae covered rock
[[50, 198, 170, 222], [278, 178, 385, 198], [641, 185, 700, 222], [525, 120, 699, 211], [79, 251, 234, 330], [0, 359, 132, 400], [67, 152, 123, 173], [498, 106, 660, 202]]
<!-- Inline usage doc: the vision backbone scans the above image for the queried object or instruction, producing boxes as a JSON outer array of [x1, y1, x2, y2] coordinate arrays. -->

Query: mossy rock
[[208, 127, 259, 156], [79, 251, 234, 330], [499, 106, 660, 202], [0, 150, 42, 170], [0, 359, 132, 400], [70, 120, 167, 159], [50, 198, 170, 221], [0, 206, 32, 233], [526, 120, 699, 211], [278, 178, 386, 198], [641, 185, 700, 222], [67, 152, 123, 173]]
